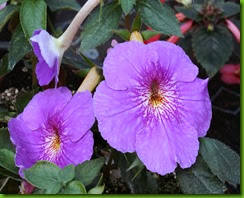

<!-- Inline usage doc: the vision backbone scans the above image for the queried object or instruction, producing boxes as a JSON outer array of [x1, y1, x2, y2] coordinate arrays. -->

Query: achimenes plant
[[0, 0, 240, 195]]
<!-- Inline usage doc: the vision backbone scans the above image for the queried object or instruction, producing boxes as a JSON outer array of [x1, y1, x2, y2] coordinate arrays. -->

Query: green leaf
[[175, 5, 199, 20], [75, 158, 105, 187], [59, 165, 75, 184], [120, 0, 135, 15], [176, 155, 224, 194], [79, 53, 96, 68], [137, 0, 182, 37], [218, 2, 240, 18], [88, 184, 105, 194], [24, 161, 62, 194], [0, 54, 11, 78], [192, 25, 233, 77], [46, 0, 81, 12], [79, 2, 122, 53], [8, 25, 32, 71], [15, 91, 34, 114], [0, 128, 15, 152], [0, 149, 18, 174], [0, 166, 21, 181], [62, 181, 87, 194], [127, 155, 143, 172], [0, 4, 19, 32], [20, 0, 47, 38], [141, 30, 161, 40], [200, 137, 240, 186], [131, 12, 142, 32], [113, 29, 130, 40]]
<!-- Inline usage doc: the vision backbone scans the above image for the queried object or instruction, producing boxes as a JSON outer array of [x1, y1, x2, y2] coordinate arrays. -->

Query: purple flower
[[94, 41, 212, 175], [8, 87, 95, 177], [30, 30, 65, 86], [0, 2, 7, 10]]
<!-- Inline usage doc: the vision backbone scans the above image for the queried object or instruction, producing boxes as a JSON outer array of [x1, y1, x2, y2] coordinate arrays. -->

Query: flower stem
[[77, 66, 103, 92], [59, 0, 100, 50]]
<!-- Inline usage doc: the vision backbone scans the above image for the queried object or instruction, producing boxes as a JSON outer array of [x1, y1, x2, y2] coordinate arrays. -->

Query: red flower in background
[[220, 64, 240, 85]]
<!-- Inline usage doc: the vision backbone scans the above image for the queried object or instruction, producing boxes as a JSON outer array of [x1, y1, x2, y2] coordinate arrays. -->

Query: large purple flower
[[30, 30, 65, 86], [8, 87, 95, 177], [94, 41, 212, 175]]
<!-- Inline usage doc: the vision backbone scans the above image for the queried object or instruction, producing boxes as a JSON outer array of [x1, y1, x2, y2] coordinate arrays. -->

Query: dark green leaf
[[79, 2, 122, 53], [15, 91, 34, 114], [0, 107, 9, 123], [200, 137, 240, 186], [0, 149, 18, 174], [131, 12, 142, 32], [24, 161, 62, 194], [146, 172, 158, 194], [75, 158, 105, 187], [79, 53, 96, 68], [137, 0, 182, 37], [8, 25, 32, 70], [59, 165, 75, 184], [88, 184, 105, 194], [0, 166, 21, 181], [0, 128, 15, 152], [141, 30, 161, 40], [176, 155, 224, 194], [113, 29, 130, 40], [192, 25, 233, 77], [0, 4, 19, 32], [175, 5, 199, 20], [0, 54, 11, 78], [120, 0, 135, 15], [46, 0, 80, 12], [62, 181, 87, 194], [218, 2, 240, 18], [127, 155, 143, 172], [20, 0, 47, 38]]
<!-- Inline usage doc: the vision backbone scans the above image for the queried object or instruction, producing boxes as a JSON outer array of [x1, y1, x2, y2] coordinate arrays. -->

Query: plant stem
[[125, 14, 130, 30], [31, 54, 37, 89], [59, 0, 100, 50]]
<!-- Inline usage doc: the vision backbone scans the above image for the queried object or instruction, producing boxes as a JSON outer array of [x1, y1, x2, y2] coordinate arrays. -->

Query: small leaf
[[137, 0, 182, 37], [127, 155, 143, 172], [15, 91, 34, 114], [192, 25, 233, 77], [79, 53, 96, 68], [59, 165, 75, 184], [20, 0, 47, 38], [175, 5, 199, 20], [218, 2, 240, 18], [88, 184, 105, 194], [0, 128, 15, 152], [0, 4, 19, 32], [0, 149, 18, 174], [75, 158, 105, 187], [141, 30, 161, 40], [200, 137, 240, 186], [0, 166, 21, 181], [62, 181, 87, 194], [120, 0, 135, 15], [113, 29, 130, 41], [46, 0, 80, 12], [131, 12, 142, 32], [176, 155, 224, 194], [24, 161, 62, 194], [8, 25, 32, 71], [80, 2, 122, 53], [0, 54, 11, 78]]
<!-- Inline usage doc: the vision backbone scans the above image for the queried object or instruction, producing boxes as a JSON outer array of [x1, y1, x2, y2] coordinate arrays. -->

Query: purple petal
[[22, 87, 72, 130], [147, 41, 199, 82], [59, 91, 95, 142], [0, 2, 7, 10], [94, 81, 143, 153], [103, 41, 158, 90], [60, 130, 94, 166], [176, 78, 212, 137], [135, 123, 177, 176]]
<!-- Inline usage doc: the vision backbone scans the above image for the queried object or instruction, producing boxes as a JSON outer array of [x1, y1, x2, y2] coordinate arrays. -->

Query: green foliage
[[59, 165, 75, 184], [0, 54, 10, 78], [46, 0, 81, 12], [0, 149, 18, 174], [137, 0, 182, 37], [113, 29, 130, 41], [0, 4, 19, 32], [217, 2, 240, 18], [192, 25, 233, 77], [88, 184, 105, 194], [8, 25, 32, 71], [79, 2, 122, 53], [175, 5, 199, 20], [177, 155, 224, 194], [62, 181, 87, 194], [119, 0, 135, 15], [131, 13, 142, 32], [200, 137, 240, 186], [0, 0, 8, 4], [141, 30, 160, 40], [20, 0, 47, 38], [15, 91, 34, 114], [75, 157, 105, 186]]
